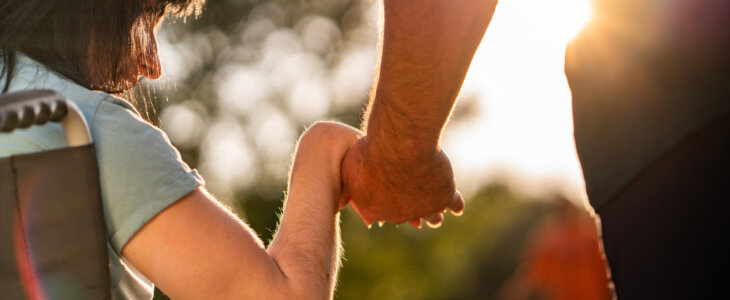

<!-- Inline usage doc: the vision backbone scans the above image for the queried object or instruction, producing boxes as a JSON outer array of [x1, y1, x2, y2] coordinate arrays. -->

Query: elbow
[[268, 261, 336, 300], [218, 256, 336, 300], [258, 278, 333, 300], [219, 270, 333, 300], [214, 255, 333, 300], [277, 284, 333, 300]]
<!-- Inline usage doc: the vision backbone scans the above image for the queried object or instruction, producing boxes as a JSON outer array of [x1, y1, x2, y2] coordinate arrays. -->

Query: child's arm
[[122, 122, 360, 300]]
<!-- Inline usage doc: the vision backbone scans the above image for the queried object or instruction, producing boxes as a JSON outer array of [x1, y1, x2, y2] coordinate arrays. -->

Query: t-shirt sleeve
[[92, 99, 205, 255]]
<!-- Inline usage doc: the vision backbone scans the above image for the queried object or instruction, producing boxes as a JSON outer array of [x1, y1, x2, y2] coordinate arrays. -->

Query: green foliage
[[147, 1, 565, 299], [235, 188, 286, 244], [154, 184, 557, 300], [335, 184, 555, 300]]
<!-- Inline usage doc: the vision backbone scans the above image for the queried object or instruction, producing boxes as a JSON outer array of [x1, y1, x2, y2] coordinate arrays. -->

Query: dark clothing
[[599, 114, 730, 299], [566, 0, 730, 209], [566, 0, 730, 298]]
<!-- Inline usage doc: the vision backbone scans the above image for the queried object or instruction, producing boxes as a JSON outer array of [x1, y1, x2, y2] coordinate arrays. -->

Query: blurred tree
[[138, 0, 379, 207], [152, 182, 563, 300], [335, 184, 558, 300], [149, 1, 378, 298], [142, 1, 606, 299]]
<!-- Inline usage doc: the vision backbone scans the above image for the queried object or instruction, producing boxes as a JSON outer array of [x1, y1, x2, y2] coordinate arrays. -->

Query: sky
[[444, 0, 593, 204], [155, 0, 596, 206]]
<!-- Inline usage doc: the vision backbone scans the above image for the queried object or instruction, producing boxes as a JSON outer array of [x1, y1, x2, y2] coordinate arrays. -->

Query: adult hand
[[340, 136, 464, 228], [341, 0, 496, 228]]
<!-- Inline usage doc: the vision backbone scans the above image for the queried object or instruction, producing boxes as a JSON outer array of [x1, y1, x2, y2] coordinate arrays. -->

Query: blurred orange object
[[499, 198, 613, 300]]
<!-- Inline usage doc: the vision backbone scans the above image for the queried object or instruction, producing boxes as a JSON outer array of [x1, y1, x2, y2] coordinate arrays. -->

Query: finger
[[338, 197, 351, 211], [349, 201, 375, 228], [424, 212, 444, 228], [408, 218, 422, 229], [338, 188, 351, 211], [447, 191, 465, 216]]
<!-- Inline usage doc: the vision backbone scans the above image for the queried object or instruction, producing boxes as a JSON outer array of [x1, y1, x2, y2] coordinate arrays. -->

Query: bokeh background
[[132, 0, 611, 299]]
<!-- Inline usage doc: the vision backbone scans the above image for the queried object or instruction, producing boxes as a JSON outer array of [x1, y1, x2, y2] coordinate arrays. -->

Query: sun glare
[[553, 0, 594, 44], [447, 0, 594, 201]]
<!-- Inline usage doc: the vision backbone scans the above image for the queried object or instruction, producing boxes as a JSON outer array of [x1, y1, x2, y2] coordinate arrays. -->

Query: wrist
[[357, 136, 441, 175], [288, 153, 340, 215], [365, 107, 442, 157], [364, 74, 453, 150], [288, 172, 340, 214]]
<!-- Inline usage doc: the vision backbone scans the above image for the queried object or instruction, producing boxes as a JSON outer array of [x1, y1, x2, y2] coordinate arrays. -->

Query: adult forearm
[[365, 0, 494, 151]]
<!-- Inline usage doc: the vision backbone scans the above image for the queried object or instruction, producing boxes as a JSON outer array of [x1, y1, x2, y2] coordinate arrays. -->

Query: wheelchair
[[0, 90, 111, 299]]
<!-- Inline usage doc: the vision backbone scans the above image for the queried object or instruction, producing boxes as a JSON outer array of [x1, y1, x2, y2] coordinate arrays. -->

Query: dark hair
[[0, 0, 203, 94]]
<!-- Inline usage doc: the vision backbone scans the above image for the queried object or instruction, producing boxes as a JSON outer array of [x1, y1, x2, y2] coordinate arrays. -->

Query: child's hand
[[288, 121, 362, 213]]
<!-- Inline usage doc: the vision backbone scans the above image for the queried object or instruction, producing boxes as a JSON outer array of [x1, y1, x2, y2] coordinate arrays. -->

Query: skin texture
[[123, 122, 360, 299], [120, 0, 497, 297], [341, 0, 498, 227]]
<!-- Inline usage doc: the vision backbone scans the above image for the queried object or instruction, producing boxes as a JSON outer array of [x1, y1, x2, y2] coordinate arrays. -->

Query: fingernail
[[451, 209, 463, 216], [426, 221, 442, 229], [378, 221, 385, 228]]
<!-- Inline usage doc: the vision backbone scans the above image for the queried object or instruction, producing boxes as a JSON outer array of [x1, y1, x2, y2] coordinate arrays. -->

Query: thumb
[[338, 188, 351, 211]]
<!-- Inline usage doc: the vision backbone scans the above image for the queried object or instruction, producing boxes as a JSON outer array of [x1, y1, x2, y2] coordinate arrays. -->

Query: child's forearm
[[266, 122, 357, 299], [266, 192, 341, 299]]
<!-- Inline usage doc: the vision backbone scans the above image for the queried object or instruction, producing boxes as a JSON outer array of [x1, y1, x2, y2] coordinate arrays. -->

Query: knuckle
[[300, 121, 339, 145], [305, 121, 336, 136], [301, 121, 359, 149]]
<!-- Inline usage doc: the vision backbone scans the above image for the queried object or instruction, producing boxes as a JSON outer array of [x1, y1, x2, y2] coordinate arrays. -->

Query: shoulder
[[92, 96, 180, 165], [94, 96, 206, 253], [2, 56, 205, 254]]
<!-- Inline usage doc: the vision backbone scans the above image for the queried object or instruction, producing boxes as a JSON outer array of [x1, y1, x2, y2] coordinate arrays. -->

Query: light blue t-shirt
[[0, 55, 205, 299]]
